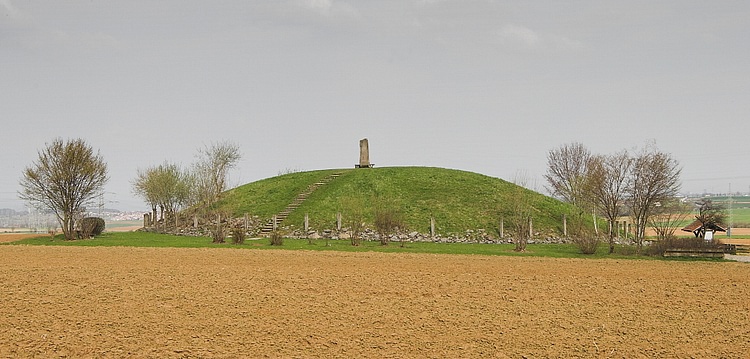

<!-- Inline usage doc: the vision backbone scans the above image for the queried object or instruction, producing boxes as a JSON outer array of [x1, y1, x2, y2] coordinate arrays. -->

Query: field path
[[1, 246, 749, 358]]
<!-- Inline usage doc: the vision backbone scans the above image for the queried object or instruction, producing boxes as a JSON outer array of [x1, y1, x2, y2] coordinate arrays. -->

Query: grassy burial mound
[[215, 167, 579, 238]]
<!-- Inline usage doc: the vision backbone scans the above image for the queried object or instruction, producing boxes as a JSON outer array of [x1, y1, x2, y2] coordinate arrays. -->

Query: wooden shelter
[[681, 219, 726, 238]]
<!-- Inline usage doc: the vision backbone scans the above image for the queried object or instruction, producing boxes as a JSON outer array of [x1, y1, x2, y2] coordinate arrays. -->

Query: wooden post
[[143, 213, 149, 228], [244, 213, 249, 232], [614, 220, 618, 238], [193, 214, 198, 228], [430, 217, 436, 238], [499, 217, 504, 239], [304, 213, 309, 232], [562, 214, 567, 237], [336, 212, 342, 231], [528, 216, 533, 239], [217, 213, 221, 238], [272, 215, 277, 231]]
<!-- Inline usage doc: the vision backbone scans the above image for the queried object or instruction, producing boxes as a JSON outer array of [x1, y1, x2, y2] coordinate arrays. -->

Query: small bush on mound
[[231, 227, 246, 245], [79, 217, 105, 238], [270, 231, 283, 246]]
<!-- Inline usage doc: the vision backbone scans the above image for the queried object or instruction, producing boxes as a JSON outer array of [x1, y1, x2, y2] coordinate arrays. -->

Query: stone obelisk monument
[[356, 138, 373, 168]]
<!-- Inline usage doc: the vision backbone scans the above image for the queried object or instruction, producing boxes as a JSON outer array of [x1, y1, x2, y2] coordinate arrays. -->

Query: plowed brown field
[[1, 246, 749, 358], [0, 233, 45, 243]]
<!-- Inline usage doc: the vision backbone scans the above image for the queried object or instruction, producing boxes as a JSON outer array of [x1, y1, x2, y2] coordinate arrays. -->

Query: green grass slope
[[216, 167, 579, 237]]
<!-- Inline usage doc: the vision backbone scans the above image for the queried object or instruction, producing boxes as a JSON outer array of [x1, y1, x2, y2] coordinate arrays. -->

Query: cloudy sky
[[1, 0, 748, 211]]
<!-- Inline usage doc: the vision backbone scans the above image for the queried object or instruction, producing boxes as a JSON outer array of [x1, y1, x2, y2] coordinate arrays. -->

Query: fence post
[[528, 216, 533, 239]]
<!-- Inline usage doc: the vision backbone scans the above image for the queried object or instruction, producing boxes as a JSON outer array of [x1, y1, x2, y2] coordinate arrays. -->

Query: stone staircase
[[259, 172, 344, 235]]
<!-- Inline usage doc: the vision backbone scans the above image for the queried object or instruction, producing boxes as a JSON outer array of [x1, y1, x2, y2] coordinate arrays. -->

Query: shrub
[[78, 217, 105, 238], [573, 233, 600, 255], [340, 197, 365, 247], [570, 225, 600, 255], [211, 224, 227, 244], [269, 231, 283, 246], [617, 245, 638, 256], [230, 227, 246, 245], [374, 207, 404, 246]]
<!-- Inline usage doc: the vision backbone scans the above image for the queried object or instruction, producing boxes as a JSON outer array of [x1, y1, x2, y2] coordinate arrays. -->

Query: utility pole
[[98, 191, 104, 216], [728, 183, 733, 237]]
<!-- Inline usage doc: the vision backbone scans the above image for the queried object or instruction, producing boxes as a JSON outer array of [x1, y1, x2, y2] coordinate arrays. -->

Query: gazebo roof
[[681, 219, 727, 233]]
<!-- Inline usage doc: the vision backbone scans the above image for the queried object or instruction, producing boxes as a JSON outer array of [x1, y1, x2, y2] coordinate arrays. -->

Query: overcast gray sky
[[2, 0, 749, 211]]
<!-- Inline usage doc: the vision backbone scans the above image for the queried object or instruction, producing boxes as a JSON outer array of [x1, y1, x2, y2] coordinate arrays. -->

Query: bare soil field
[[0, 233, 46, 243], [1, 246, 749, 358]]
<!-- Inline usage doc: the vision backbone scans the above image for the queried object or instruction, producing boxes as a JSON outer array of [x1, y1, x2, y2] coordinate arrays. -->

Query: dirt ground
[[1, 247, 749, 358], [0, 233, 46, 243]]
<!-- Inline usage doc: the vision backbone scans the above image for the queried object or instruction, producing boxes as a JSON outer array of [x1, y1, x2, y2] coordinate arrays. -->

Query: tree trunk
[[63, 213, 75, 240], [608, 219, 615, 254]]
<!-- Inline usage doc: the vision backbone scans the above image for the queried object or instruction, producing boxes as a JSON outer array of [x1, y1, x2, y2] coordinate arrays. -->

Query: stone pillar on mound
[[356, 138, 374, 168]]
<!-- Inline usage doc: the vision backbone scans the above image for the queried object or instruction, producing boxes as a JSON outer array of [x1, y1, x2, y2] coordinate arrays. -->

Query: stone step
[[259, 172, 345, 234]]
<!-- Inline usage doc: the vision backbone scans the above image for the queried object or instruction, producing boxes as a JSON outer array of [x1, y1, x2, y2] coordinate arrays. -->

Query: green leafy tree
[[19, 138, 108, 240], [132, 162, 191, 224]]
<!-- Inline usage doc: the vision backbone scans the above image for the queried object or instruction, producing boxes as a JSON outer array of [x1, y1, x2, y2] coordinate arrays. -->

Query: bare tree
[[692, 198, 727, 239], [544, 142, 592, 207], [19, 138, 108, 240], [649, 198, 692, 241], [193, 141, 242, 205], [511, 172, 534, 252], [627, 145, 681, 252], [341, 197, 366, 246], [374, 198, 404, 246], [587, 151, 632, 253]]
